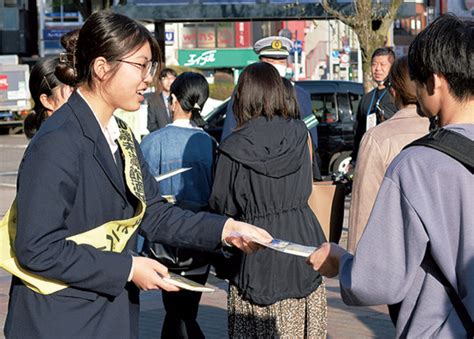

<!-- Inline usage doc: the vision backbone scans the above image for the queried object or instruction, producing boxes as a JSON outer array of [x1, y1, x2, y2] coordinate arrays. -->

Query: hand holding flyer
[[229, 231, 316, 257], [163, 272, 215, 293]]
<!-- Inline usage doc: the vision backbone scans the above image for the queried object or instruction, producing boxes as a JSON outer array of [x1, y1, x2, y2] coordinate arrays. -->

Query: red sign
[[0, 75, 8, 91], [235, 22, 251, 48]]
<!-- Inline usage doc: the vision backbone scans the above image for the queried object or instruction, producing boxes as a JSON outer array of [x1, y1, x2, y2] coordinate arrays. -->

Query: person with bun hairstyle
[[3, 11, 271, 338], [140, 72, 216, 338], [23, 57, 73, 139], [23, 29, 78, 139]]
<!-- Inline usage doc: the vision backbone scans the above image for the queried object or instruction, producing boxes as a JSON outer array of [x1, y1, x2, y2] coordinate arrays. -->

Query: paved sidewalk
[[0, 246, 395, 339], [139, 274, 395, 338]]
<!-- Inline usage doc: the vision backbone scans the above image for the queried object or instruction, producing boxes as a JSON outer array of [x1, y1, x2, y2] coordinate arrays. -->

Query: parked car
[[202, 80, 364, 175], [295, 80, 364, 175]]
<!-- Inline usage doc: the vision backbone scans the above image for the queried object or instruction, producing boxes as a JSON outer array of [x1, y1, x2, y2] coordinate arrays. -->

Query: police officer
[[222, 36, 321, 178]]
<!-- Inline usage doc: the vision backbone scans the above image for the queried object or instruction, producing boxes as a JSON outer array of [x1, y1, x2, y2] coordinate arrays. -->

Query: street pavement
[[0, 134, 395, 338]]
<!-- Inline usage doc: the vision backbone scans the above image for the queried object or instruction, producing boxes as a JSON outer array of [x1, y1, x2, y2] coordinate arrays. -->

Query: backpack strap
[[405, 128, 474, 173], [406, 127, 474, 337], [421, 249, 474, 337]]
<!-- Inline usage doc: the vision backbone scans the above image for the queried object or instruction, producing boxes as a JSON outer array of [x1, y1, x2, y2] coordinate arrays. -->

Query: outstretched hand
[[306, 242, 347, 278], [221, 219, 273, 253], [131, 256, 180, 292]]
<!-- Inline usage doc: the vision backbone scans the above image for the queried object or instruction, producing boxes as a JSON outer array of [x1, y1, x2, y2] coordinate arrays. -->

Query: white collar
[[170, 118, 201, 130], [77, 89, 120, 157]]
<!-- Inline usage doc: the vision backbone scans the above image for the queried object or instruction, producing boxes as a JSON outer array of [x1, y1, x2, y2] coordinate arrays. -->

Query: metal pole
[[357, 39, 362, 83], [37, 0, 44, 57], [294, 47, 299, 81], [301, 51, 306, 79], [328, 20, 332, 80]]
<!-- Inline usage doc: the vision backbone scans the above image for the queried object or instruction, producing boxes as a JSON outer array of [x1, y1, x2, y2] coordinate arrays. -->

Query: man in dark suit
[[146, 68, 177, 132], [350, 48, 397, 165]]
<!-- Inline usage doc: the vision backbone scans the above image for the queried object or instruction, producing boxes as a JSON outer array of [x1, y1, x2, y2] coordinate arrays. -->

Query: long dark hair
[[24, 57, 63, 139], [169, 72, 209, 126], [55, 11, 161, 88], [389, 56, 417, 108], [233, 62, 288, 127], [281, 77, 301, 119]]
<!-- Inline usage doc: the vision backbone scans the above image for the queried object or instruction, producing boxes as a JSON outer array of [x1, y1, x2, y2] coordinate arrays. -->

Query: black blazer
[[5, 91, 226, 338], [146, 91, 171, 132]]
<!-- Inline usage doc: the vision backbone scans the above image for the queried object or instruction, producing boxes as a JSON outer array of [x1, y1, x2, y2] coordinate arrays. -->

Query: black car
[[202, 80, 364, 175]]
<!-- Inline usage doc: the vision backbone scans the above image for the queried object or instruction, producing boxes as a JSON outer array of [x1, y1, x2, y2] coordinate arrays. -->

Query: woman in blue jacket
[[141, 72, 217, 338]]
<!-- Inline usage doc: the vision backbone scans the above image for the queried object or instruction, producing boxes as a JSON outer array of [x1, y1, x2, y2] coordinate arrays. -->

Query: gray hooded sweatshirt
[[339, 124, 474, 338]]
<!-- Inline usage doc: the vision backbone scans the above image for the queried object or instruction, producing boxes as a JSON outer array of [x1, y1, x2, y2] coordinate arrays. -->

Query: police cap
[[253, 36, 293, 59]]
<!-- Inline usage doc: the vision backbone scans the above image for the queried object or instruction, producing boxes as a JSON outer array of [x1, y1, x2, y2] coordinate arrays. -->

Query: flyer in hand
[[256, 238, 316, 257], [155, 167, 192, 182], [163, 273, 215, 293], [229, 232, 316, 257]]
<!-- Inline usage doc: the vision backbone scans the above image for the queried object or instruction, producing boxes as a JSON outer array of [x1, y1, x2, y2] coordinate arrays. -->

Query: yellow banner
[[0, 119, 146, 295]]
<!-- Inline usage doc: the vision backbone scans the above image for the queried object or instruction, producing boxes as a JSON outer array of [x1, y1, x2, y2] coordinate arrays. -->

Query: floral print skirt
[[228, 280, 327, 338]]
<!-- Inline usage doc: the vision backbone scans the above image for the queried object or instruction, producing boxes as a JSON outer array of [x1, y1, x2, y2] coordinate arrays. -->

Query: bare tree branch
[[321, 0, 358, 27], [320, 0, 403, 91]]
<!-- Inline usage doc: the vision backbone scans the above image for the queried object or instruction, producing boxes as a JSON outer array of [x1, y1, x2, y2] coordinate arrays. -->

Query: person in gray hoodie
[[307, 14, 474, 338]]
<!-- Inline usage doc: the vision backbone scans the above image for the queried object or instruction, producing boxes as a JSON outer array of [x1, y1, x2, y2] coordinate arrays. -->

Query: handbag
[[141, 199, 210, 276], [307, 135, 345, 243]]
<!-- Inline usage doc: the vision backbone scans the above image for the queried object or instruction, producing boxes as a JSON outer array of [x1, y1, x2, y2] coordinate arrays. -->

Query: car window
[[349, 93, 362, 118], [336, 93, 352, 122], [203, 102, 228, 141], [310, 93, 338, 123]]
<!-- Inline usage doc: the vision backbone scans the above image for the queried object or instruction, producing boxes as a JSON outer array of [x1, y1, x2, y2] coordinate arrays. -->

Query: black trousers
[[161, 270, 210, 339]]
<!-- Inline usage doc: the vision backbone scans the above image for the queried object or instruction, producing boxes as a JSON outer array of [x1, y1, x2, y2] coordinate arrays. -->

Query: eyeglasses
[[117, 59, 158, 79]]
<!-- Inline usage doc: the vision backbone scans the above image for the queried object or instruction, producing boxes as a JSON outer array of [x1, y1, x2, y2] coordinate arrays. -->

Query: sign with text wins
[[178, 49, 258, 68]]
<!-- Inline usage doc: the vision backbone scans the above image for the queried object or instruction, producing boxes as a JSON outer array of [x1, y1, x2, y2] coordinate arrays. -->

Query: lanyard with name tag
[[366, 89, 387, 131]]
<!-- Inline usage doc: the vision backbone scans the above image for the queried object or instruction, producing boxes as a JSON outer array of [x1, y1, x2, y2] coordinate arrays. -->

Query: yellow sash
[[0, 119, 146, 295]]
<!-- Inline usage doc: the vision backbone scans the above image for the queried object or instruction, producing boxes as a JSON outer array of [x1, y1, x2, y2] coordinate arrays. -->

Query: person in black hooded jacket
[[209, 62, 327, 338]]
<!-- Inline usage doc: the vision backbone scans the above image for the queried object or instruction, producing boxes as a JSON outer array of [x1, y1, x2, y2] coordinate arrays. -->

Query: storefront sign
[[0, 75, 8, 91], [235, 22, 251, 48], [165, 31, 174, 44], [179, 49, 258, 68]]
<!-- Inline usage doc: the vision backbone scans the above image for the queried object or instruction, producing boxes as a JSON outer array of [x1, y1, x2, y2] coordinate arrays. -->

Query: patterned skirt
[[228, 280, 327, 338]]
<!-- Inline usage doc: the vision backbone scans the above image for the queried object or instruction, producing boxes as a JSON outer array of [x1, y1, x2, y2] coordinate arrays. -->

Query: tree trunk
[[321, 0, 402, 93]]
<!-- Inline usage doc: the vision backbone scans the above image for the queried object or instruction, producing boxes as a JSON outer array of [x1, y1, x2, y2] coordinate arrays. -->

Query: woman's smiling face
[[101, 42, 153, 113]]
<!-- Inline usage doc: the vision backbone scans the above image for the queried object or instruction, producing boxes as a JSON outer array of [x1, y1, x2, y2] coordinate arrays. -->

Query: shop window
[[197, 24, 215, 48], [180, 24, 197, 49], [44, 0, 82, 24], [217, 22, 234, 48], [4, 0, 17, 7]]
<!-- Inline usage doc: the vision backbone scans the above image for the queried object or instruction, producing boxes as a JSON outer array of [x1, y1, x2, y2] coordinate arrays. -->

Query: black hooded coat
[[209, 116, 326, 305]]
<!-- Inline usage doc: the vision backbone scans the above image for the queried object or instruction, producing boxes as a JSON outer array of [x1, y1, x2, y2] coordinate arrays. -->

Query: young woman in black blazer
[[4, 11, 270, 338]]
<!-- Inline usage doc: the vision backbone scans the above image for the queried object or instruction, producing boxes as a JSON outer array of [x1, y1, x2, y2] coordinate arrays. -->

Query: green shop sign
[[178, 49, 258, 68]]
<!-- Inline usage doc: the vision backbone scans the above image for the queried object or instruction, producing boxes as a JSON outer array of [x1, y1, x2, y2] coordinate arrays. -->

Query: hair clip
[[193, 103, 201, 110], [43, 75, 52, 91], [59, 52, 75, 68]]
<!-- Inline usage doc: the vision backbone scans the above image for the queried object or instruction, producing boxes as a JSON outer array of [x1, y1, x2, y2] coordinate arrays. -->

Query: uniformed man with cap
[[222, 36, 321, 178]]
